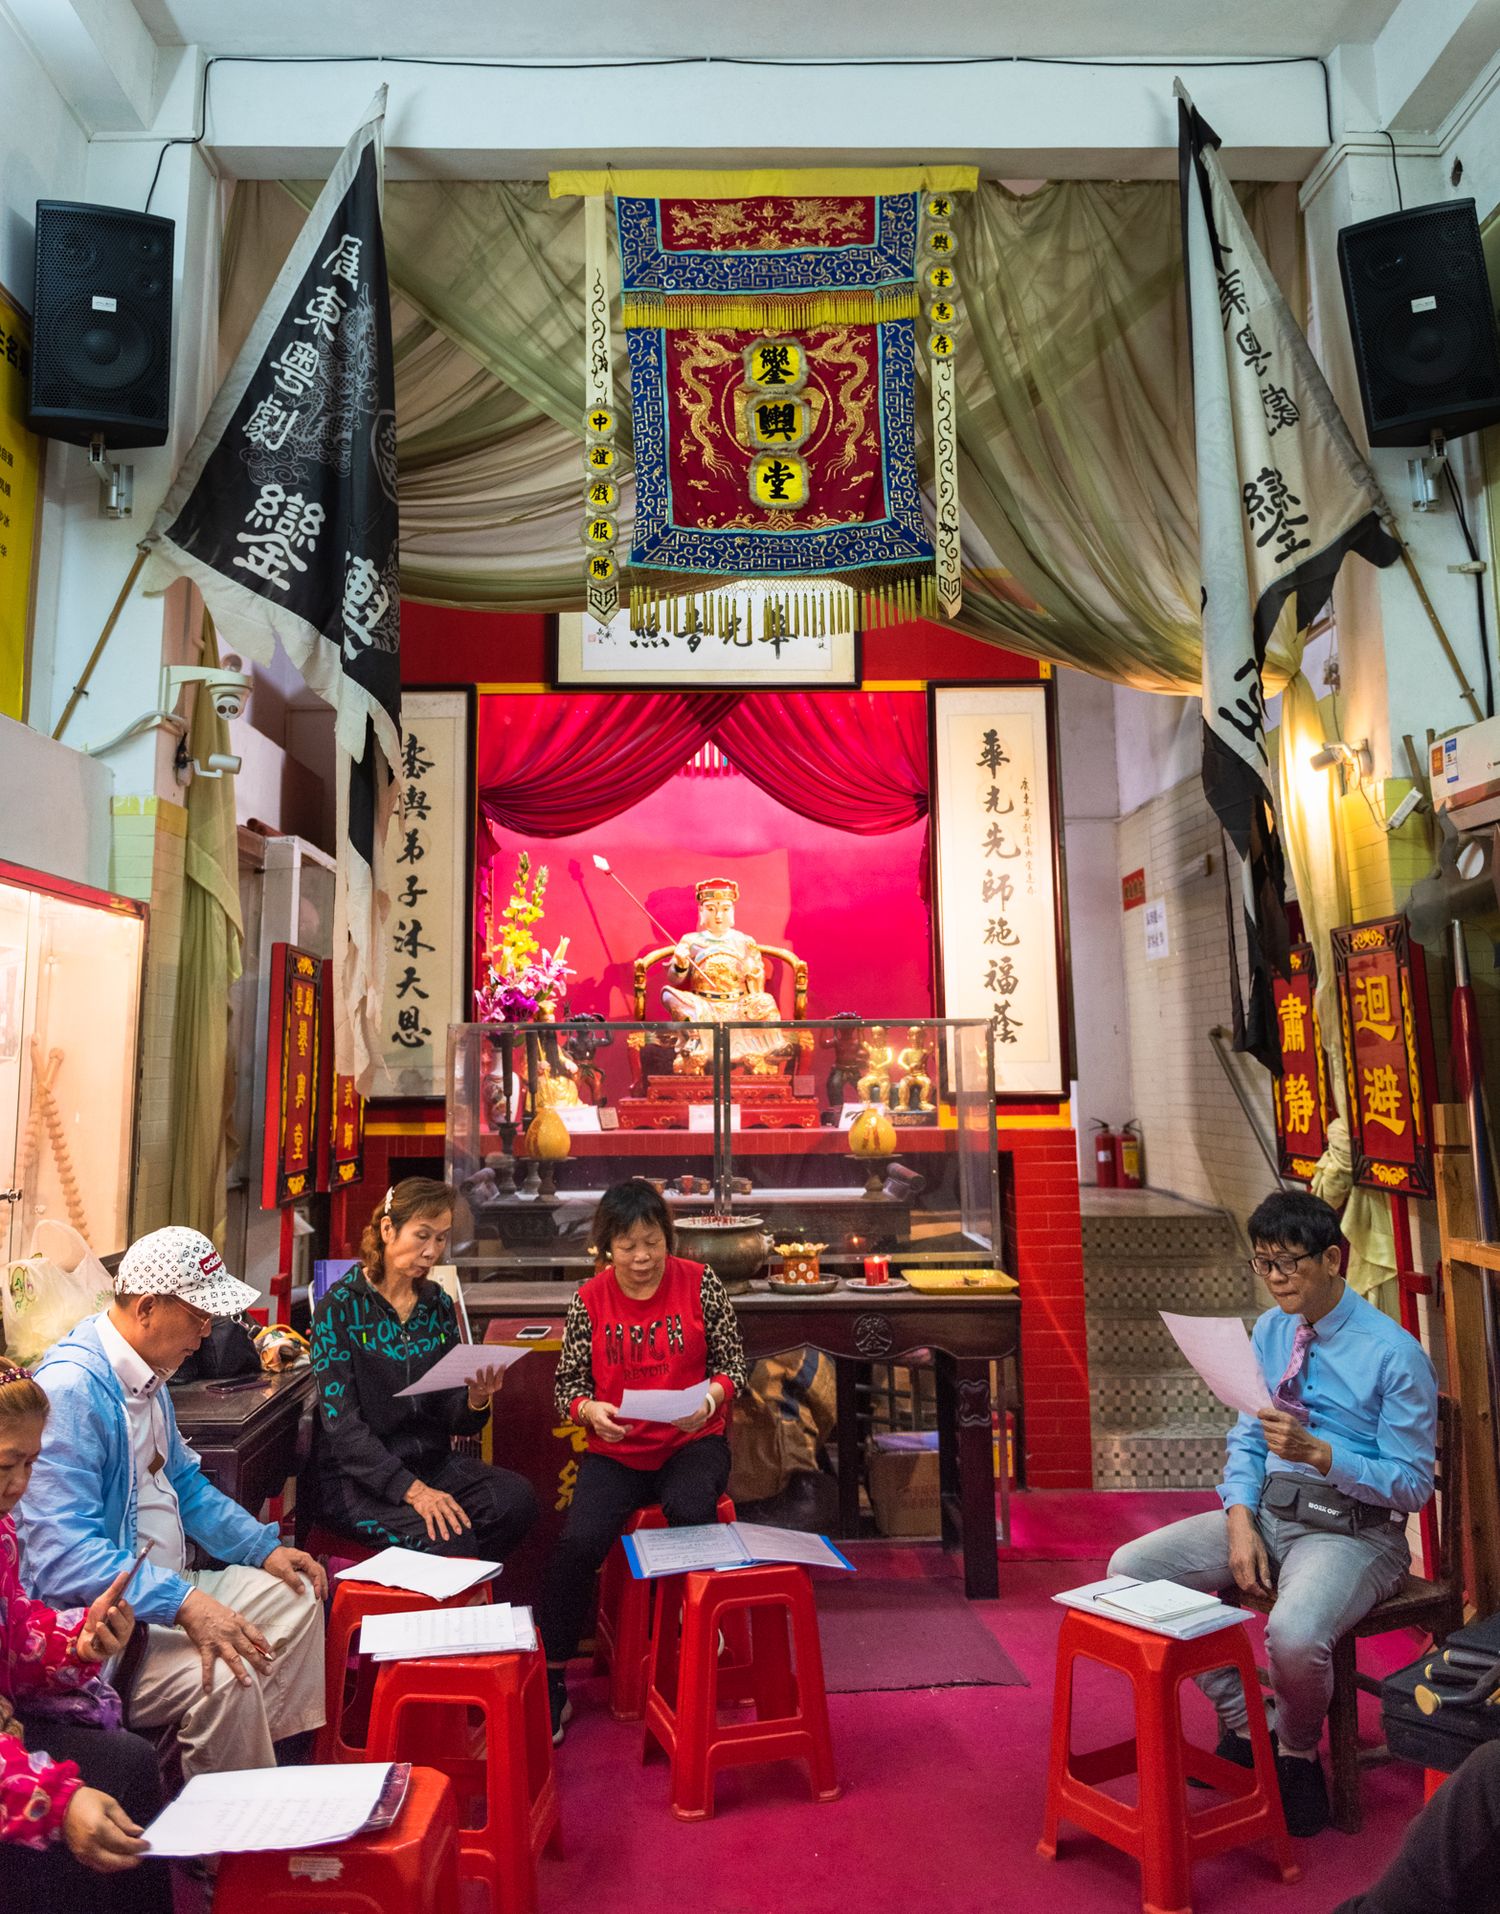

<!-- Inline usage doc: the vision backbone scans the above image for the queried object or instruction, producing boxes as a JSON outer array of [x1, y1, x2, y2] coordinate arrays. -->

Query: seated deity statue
[[896, 1025, 935, 1111], [661, 878, 790, 1064], [856, 1024, 897, 1105]]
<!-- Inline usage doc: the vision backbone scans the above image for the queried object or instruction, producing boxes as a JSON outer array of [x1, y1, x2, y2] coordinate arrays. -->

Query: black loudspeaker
[[26, 200, 174, 449], [1337, 198, 1500, 447]]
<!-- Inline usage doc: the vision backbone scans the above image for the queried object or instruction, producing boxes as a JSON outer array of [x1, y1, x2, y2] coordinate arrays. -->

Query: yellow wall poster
[[0, 285, 42, 723]]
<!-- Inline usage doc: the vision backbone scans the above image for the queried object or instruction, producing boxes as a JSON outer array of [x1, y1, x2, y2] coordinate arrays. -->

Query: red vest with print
[[576, 1255, 728, 1468]]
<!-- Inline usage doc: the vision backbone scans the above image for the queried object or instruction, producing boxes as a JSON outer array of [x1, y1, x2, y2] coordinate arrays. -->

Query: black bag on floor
[[1382, 1610, 1500, 1773]]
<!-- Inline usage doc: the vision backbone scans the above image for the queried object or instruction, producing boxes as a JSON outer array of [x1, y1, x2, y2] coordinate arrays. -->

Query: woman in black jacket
[[309, 1179, 538, 1557]]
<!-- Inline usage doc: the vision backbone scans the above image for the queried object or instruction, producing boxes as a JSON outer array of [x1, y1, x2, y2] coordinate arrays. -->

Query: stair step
[[1090, 1370, 1234, 1430], [1083, 1260, 1262, 1314], [1087, 1310, 1261, 1375], [1082, 1211, 1242, 1262], [1092, 1426, 1232, 1492]]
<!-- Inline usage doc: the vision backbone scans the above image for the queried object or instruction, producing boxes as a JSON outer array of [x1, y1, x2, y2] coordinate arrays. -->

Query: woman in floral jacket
[[0, 1356, 169, 1913]]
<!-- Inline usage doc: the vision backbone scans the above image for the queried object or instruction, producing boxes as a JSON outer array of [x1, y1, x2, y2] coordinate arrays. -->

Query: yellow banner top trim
[[550, 166, 979, 200]]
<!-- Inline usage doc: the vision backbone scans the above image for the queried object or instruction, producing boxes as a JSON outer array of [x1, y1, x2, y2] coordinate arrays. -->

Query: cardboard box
[[868, 1432, 941, 1537]]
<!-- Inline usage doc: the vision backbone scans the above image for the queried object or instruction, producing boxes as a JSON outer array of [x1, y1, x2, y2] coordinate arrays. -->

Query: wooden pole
[[51, 547, 149, 741], [1394, 536, 1485, 725], [1433, 1103, 1500, 1611]]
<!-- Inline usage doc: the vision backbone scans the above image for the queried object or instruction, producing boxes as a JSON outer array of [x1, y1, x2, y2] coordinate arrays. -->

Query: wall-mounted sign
[[370, 688, 474, 1099], [1143, 898, 1169, 960], [1121, 868, 1146, 911], [319, 959, 366, 1189], [552, 585, 861, 690], [1331, 915, 1436, 1198], [930, 681, 1068, 1099], [0, 283, 43, 722], [261, 943, 322, 1206], [1271, 943, 1330, 1184]]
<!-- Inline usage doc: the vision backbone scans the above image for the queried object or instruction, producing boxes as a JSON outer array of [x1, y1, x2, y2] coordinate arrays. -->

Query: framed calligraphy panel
[[261, 943, 321, 1207], [369, 687, 475, 1098], [929, 681, 1069, 1100], [551, 587, 860, 690], [1331, 915, 1436, 1198], [318, 958, 366, 1189], [1271, 944, 1330, 1184]]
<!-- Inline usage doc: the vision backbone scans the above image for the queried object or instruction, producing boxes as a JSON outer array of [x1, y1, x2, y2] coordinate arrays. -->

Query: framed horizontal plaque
[[551, 585, 861, 691]]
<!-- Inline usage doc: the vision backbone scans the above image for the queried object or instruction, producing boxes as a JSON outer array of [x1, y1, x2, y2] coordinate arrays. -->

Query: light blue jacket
[[17, 1315, 278, 1625]]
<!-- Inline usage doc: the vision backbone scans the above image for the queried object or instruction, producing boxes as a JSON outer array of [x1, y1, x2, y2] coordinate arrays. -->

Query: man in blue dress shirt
[[1109, 1190, 1437, 1837]]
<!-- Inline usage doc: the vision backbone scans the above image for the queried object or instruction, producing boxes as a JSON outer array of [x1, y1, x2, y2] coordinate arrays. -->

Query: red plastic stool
[[594, 1493, 736, 1720], [1037, 1609, 1300, 1914], [214, 1765, 461, 1914], [642, 1563, 841, 1821], [365, 1648, 561, 1914], [316, 1575, 494, 1763]]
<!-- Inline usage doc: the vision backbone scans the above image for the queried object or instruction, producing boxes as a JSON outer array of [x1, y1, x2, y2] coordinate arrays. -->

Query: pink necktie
[[1271, 1322, 1315, 1424]]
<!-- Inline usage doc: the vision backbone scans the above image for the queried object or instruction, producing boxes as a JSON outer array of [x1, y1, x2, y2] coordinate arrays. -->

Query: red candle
[[863, 1255, 889, 1286]]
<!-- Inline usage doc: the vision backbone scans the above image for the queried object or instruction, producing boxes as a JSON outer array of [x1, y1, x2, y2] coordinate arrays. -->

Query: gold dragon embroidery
[[672, 334, 742, 480], [666, 197, 870, 250]]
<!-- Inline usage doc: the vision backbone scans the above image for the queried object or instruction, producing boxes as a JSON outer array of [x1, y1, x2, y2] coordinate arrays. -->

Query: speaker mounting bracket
[[1409, 430, 1448, 514], [87, 434, 134, 519]]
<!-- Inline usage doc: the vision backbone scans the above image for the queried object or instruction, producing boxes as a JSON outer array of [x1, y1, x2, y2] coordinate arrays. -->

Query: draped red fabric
[[474, 689, 928, 839], [475, 692, 738, 838], [715, 691, 928, 834]]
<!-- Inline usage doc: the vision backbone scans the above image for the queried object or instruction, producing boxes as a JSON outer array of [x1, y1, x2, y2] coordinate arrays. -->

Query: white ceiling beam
[[176, 53, 1331, 182], [1, 0, 159, 132], [1373, 0, 1500, 133]]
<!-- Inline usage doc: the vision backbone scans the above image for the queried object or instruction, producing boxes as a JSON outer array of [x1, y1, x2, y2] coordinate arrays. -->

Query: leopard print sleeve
[[700, 1264, 749, 1396], [552, 1292, 596, 1423]]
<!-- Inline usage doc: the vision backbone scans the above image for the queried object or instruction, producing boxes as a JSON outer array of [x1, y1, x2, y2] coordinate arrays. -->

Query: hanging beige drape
[[167, 614, 245, 1249], [225, 174, 1304, 683], [1276, 671, 1399, 1313]]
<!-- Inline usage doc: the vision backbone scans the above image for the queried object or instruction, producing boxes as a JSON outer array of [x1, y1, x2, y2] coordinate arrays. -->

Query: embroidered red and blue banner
[[619, 191, 930, 581]]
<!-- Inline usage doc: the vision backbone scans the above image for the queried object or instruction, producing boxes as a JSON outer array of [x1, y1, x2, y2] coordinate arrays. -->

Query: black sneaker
[[1275, 1752, 1330, 1837], [548, 1672, 572, 1747], [1189, 1725, 1279, 1788], [1215, 1729, 1255, 1768]]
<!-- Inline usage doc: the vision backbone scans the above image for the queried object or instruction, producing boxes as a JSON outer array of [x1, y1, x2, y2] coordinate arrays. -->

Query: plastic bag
[[3, 1220, 114, 1366]]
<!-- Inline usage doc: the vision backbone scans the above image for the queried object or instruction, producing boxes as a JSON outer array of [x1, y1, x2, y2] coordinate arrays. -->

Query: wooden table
[[169, 1367, 315, 1518], [467, 1281, 1019, 1599]]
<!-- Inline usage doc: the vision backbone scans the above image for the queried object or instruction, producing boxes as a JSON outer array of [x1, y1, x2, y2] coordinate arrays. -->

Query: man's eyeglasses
[[165, 1295, 214, 1331], [1248, 1251, 1317, 1280]]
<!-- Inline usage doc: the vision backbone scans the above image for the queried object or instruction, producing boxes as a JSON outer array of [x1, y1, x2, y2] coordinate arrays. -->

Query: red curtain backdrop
[[476, 691, 737, 839], [715, 692, 928, 835], [475, 690, 928, 841]]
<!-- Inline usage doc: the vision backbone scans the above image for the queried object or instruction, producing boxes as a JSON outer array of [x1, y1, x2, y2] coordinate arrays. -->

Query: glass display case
[[446, 1015, 1000, 1281], [0, 864, 146, 1262]]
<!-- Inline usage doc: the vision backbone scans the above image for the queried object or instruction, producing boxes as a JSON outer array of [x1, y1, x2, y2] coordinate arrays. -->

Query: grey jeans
[[1107, 1492, 1410, 1755]]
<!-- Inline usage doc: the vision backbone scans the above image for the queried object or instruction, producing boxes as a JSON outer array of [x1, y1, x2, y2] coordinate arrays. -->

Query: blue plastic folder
[[622, 1521, 856, 1579]]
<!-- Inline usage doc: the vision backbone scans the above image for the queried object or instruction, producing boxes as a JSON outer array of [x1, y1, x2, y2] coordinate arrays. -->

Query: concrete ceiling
[[127, 0, 1402, 62]]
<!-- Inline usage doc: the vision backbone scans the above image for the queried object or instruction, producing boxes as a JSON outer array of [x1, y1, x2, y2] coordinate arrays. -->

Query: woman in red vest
[[537, 1180, 747, 1742]]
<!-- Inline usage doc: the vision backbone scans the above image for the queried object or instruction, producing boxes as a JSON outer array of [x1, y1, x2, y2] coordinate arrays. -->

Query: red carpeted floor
[[999, 1487, 1214, 1560], [172, 1492, 1432, 1914], [538, 1499, 1429, 1914]]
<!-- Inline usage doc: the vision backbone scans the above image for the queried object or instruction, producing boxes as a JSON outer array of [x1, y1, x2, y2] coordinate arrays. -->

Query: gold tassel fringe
[[622, 287, 919, 332], [624, 571, 940, 640]]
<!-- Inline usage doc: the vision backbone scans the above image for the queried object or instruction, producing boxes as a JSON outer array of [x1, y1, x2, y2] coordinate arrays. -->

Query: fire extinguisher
[[1115, 1120, 1145, 1189], [1091, 1120, 1119, 1188]]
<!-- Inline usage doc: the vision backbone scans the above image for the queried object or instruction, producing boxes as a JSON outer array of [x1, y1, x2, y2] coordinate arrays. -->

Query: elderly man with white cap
[[17, 1227, 327, 1777]]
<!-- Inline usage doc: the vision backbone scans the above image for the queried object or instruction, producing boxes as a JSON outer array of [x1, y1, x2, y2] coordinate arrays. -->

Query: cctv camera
[[160, 661, 254, 724], [206, 675, 250, 720]]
